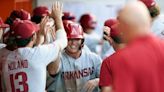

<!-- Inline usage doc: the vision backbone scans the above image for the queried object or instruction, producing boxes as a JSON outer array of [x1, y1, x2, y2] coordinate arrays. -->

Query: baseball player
[[0, 1, 67, 92], [3, 9, 31, 45], [103, 18, 126, 52], [46, 20, 102, 92], [31, 6, 49, 24], [31, 5, 56, 44], [79, 13, 102, 55], [100, 19, 119, 59]]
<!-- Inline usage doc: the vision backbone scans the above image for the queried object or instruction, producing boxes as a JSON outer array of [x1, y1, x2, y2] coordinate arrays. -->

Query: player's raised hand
[[50, 1, 63, 19], [103, 26, 116, 48], [35, 16, 49, 45], [50, 1, 64, 30], [39, 16, 49, 35]]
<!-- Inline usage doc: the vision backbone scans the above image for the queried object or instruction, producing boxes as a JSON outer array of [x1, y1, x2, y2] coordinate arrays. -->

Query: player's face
[[66, 38, 82, 54]]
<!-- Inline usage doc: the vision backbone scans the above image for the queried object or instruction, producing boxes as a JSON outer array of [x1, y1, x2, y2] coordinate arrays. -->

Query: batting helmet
[[62, 12, 76, 21], [33, 6, 49, 17], [79, 13, 97, 30], [31, 6, 49, 24], [104, 18, 121, 43], [104, 18, 119, 38], [63, 20, 84, 39], [5, 9, 30, 25], [10, 9, 31, 20], [11, 19, 39, 39]]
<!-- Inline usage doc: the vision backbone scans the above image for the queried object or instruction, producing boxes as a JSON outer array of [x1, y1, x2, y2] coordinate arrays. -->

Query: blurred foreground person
[[99, 1, 164, 92]]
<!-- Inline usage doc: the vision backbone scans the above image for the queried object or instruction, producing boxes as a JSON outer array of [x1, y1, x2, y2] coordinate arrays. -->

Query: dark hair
[[31, 15, 43, 24], [149, 4, 160, 18], [5, 17, 14, 25], [112, 36, 122, 44], [5, 10, 23, 25], [15, 36, 32, 47], [5, 33, 33, 51]]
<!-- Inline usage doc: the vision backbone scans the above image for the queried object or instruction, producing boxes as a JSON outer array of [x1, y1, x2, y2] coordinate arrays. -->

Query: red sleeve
[[99, 58, 112, 87]]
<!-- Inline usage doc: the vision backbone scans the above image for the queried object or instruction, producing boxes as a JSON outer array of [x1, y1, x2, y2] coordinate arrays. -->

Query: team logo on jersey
[[62, 67, 94, 80]]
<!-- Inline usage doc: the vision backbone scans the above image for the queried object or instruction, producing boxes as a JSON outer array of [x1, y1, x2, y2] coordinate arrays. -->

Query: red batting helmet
[[62, 12, 76, 22], [104, 18, 122, 43], [5, 9, 31, 26], [33, 6, 49, 17], [10, 9, 31, 20], [79, 13, 97, 30], [63, 20, 84, 39], [104, 18, 119, 38], [11, 19, 39, 39]]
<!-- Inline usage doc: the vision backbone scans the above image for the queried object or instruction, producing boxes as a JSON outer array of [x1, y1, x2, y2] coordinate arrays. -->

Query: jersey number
[[10, 72, 28, 92]]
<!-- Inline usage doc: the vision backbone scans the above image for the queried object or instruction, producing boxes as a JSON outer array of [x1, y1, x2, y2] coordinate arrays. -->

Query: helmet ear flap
[[79, 39, 84, 50], [81, 39, 84, 47]]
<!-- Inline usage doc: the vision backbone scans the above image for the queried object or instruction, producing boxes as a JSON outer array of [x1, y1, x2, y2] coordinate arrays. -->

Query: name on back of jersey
[[8, 60, 28, 71]]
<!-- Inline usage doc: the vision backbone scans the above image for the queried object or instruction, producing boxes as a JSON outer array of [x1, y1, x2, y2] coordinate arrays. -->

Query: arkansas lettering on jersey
[[62, 67, 94, 80]]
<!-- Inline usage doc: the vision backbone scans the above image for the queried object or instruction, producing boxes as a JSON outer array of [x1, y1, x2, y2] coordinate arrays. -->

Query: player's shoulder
[[82, 48, 102, 60], [106, 47, 130, 62]]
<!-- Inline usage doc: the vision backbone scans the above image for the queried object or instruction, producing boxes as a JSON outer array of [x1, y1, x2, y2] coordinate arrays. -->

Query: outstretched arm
[[47, 54, 61, 75], [47, 1, 67, 75]]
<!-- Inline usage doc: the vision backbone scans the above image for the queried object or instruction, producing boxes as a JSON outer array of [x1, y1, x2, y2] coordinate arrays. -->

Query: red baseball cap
[[139, 0, 156, 8], [12, 19, 39, 39], [33, 6, 49, 17], [79, 13, 97, 30], [104, 19, 120, 37], [0, 17, 9, 28], [10, 9, 31, 20]]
